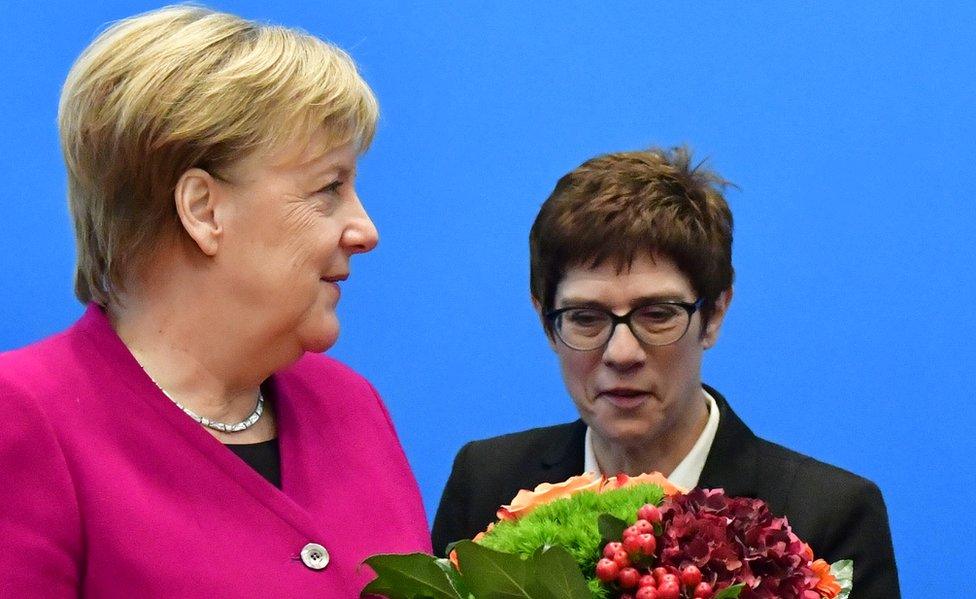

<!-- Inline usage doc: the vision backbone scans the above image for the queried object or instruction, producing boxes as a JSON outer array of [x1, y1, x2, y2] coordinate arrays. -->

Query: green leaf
[[830, 559, 854, 599], [713, 583, 745, 599], [451, 542, 591, 599], [361, 553, 462, 599], [452, 541, 533, 599], [596, 513, 628, 545], [524, 546, 591, 599], [434, 558, 474, 598]]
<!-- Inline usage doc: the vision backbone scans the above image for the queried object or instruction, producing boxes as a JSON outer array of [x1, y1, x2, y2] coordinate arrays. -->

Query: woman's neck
[[591, 394, 709, 477], [109, 292, 278, 442]]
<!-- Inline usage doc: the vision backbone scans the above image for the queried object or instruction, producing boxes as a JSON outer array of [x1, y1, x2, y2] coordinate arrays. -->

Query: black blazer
[[432, 387, 900, 599]]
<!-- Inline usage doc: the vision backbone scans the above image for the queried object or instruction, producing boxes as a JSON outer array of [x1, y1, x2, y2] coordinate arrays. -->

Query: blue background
[[2, 2, 974, 595]]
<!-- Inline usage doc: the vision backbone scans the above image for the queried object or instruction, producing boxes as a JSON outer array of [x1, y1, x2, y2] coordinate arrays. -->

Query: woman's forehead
[[556, 253, 695, 304], [227, 133, 359, 181]]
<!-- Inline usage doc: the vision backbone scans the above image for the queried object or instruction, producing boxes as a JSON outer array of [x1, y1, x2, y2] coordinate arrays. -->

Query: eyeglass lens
[[556, 304, 691, 350]]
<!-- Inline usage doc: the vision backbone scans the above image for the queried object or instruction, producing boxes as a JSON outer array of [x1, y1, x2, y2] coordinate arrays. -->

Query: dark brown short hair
[[529, 146, 734, 334]]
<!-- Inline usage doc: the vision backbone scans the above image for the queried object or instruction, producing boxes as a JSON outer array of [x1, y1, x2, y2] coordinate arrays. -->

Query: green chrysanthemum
[[476, 484, 666, 598]]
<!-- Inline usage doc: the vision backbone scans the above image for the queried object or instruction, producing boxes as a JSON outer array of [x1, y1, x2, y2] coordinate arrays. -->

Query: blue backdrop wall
[[2, 2, 974, 595]]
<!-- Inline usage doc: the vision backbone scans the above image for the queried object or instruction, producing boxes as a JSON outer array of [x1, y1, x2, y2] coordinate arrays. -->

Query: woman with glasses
[[431, 147, 900, 598], [0, 7, 429, 596]]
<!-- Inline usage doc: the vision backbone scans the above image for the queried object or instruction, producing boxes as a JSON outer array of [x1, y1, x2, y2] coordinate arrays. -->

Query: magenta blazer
[[0, 305, 431, 597]]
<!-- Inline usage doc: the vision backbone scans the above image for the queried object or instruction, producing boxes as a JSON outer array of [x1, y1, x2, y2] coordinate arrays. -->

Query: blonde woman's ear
[[173, 168, 223, 257]]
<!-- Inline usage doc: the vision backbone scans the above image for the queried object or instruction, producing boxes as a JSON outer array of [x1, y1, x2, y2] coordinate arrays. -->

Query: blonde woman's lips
[[321, 274, 346, 297]]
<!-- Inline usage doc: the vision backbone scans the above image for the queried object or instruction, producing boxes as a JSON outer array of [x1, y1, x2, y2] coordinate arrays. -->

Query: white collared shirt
[[583, 389, 720, 490]]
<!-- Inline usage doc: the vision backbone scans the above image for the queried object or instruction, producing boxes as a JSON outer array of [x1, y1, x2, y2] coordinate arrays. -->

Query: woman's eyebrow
[[556, 293, 690, 309], [626, 294, 690, 306], [313, 161, 356, 180], [555, 297, 609, 309]]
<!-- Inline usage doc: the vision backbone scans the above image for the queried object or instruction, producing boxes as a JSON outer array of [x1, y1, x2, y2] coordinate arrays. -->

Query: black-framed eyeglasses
[[546, 298, 704, 351]]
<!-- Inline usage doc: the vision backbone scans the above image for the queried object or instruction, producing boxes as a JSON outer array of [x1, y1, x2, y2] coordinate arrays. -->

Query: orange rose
[[810, 559, 841, 598], [602, 471, 685, 496], [495, 472, 684, 521], [496, 473, 604, 521]]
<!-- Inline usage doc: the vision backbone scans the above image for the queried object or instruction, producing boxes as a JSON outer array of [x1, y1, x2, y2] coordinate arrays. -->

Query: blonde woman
[[0, 6, 429, 596]]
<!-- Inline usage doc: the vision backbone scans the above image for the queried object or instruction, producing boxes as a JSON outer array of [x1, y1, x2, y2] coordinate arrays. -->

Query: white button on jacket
[[300, 543, 330, 570]]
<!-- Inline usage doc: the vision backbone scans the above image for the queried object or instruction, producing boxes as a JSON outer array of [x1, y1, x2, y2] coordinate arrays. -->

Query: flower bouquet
[[362, 473, 852, 599]]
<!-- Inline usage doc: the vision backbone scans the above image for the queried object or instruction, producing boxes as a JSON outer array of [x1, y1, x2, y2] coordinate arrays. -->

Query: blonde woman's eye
[[318, 180, 343, 195]]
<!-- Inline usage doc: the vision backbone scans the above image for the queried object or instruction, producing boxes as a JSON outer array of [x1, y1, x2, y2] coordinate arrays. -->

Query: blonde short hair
[[59, 5, 379, 306]]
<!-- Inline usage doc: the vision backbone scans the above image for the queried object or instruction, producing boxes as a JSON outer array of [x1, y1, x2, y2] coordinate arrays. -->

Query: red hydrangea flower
[[654, 488, 824, 599]]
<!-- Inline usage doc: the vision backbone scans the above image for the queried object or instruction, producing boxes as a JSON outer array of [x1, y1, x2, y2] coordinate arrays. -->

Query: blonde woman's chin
[[298, 315, 341, 355]]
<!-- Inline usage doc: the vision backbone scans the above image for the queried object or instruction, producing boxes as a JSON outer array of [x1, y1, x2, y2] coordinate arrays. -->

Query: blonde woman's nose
[[343, 196, 379, 254]]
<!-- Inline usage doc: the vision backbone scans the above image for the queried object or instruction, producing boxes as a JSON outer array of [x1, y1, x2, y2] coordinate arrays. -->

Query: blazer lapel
[[698, 386, 759, 494], [539, 420, 587, 481], [697, 386, 790, 508], [75, 304, 328, 541]]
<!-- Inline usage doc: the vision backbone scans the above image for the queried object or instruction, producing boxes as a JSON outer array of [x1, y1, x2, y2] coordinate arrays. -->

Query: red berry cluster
[[594, 504, 715, 599]]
